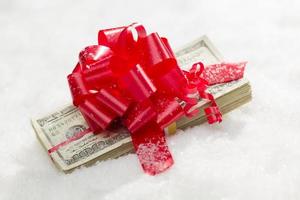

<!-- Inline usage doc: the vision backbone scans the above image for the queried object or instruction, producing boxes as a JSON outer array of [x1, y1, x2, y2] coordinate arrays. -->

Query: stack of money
[[32, 36, 252, 173]]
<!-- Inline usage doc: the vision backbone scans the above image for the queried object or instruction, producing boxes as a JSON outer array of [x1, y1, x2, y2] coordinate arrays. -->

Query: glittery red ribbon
[[64, 23, 246, 175]]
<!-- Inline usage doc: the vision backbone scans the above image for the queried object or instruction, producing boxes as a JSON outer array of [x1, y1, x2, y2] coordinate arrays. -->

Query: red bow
[[66, 23, 245, 175]]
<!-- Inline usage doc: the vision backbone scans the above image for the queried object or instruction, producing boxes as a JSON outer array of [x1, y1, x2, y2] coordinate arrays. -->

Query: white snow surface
[[1, 0, 300, 199]]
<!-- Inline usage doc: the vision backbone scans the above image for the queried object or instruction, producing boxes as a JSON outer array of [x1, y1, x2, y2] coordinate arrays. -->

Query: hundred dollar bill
[[32, 36, 251, 172]]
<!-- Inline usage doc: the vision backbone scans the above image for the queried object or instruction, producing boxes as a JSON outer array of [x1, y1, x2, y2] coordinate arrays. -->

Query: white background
[[1, 0, 300, 199]]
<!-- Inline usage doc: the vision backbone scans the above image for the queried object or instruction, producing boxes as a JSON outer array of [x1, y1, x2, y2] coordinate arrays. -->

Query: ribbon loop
[[189, 62, 205, 79], [67, 73, 89, 106], [119, 64, 156, 102], [141, 33, 175, 69], [95, 88, 130, 116], [79, 45, 114, 69], [98, 26, 127, 48], [79, 99, 117, 130]]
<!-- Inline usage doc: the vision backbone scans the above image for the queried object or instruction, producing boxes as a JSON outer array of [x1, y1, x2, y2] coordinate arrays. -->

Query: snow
[[1, 0, 300, 199]]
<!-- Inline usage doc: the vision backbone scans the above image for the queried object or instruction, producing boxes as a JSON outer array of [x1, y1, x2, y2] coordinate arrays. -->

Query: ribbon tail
[[201, 62, 247, 85], [131, 122, 174, 175]]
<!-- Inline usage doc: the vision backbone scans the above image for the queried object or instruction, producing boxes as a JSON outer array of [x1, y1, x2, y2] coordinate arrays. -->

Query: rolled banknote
[[32, 36, 251, 172]]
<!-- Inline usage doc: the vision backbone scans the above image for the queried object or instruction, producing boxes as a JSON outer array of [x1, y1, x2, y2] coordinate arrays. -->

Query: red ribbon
[[63, 23, 246, 175]]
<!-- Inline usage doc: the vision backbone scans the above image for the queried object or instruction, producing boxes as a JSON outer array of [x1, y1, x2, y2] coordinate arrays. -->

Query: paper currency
[[32, 36, 251, 172]]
